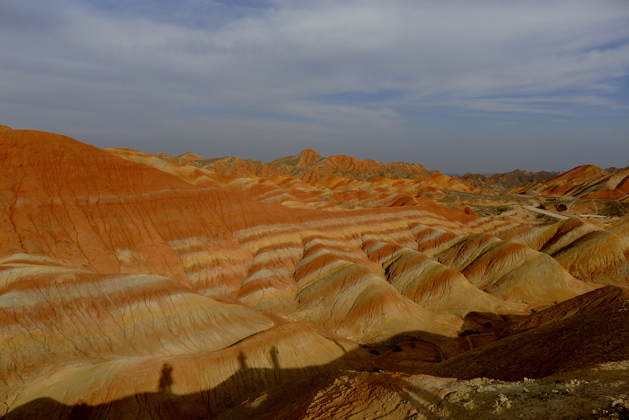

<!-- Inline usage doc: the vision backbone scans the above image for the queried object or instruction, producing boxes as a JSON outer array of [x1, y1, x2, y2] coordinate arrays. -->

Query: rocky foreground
[[1, 126, 628, 419]]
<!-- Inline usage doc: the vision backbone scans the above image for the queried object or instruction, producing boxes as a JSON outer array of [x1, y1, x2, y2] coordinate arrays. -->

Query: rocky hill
[[518, 164, 629, 201], [1, 126, 628, 420], [458, 169, 559, 193]]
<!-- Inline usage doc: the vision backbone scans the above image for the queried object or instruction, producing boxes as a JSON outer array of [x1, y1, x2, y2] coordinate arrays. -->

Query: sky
[[1, 0, 629, 174]]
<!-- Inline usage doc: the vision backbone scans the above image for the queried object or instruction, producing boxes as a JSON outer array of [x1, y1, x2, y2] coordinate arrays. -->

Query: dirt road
[[521, 205, 569, 220]]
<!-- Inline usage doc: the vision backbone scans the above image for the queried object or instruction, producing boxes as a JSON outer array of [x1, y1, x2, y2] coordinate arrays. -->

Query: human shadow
[[159, 363, 174, 394], [269, 346, 280, 371], [12, 308, 627, 420], [20, 307, 625, 420], [2, 331, 454, 420]]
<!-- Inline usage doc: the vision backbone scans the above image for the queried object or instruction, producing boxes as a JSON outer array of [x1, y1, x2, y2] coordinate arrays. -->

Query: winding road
[[521, 205, 569, 220], [522, 205, 608, 220]]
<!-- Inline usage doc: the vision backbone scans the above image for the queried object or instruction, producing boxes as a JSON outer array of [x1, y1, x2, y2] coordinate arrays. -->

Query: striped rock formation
[[518, 164, 629, 201], [362, 238, 528, 315], [432, 233, 593, 305], [1, 127, 627, 419], [188, 148, 432, 182], [109, 147, 484, 210], [458, 169, 559, 194], [499, 218, 629, 285]]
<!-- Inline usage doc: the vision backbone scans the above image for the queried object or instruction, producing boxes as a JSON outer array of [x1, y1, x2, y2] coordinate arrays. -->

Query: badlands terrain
[[1, 125, 629, 419]]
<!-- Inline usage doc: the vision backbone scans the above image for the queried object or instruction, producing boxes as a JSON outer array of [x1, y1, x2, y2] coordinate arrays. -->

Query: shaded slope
[[428, 298, 629, 381], [505, 285, 629, 336], [4, 322, 368, 420]]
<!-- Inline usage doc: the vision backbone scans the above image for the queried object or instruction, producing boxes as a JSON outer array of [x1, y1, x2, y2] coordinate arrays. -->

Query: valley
[[1, 126, 628, 419]]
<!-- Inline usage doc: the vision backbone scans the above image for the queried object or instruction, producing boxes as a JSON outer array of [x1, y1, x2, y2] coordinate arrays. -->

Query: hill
[[1, 127, 628, 419]]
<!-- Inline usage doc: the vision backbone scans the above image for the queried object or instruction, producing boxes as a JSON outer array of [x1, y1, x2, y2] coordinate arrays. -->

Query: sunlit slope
[[432, 233, 593, 304], [518, 164, 629, 200], [499, 218, 629, 285], [109, 147, 483, 210], [3, 127, 628, 419], [0, 129, 263, 291], [0, 128, 474, 418], [290, 232, 463, 343], [0, 256, 275, 406], [362, 238, 528, 315]]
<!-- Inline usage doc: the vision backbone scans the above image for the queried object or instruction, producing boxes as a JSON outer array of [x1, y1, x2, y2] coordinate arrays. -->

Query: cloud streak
[[1, 0, 628, 172]]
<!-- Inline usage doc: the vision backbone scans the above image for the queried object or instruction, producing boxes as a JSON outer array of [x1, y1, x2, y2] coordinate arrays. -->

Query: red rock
[[2, 127, 628, 419]]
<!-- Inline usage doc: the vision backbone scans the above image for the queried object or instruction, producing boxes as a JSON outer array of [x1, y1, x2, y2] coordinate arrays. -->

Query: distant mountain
[[153, 151, 205, 166], [517, 164, 629, 201], [185, 148, 432, 182], [457, 169, 560, 194], [151, 148, 484, 195]]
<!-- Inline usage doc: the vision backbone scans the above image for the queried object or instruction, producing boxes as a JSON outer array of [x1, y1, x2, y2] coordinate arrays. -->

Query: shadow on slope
[[2, 336, 446, 420], [6, 293, 629, 420], [427, 298, 629, 382]]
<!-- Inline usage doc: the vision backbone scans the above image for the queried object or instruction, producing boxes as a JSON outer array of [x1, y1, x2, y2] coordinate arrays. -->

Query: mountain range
[[1, 126, 628, 419]]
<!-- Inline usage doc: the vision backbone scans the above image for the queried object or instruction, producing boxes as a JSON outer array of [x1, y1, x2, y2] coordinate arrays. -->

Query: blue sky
[[1, 0, 628, 173]]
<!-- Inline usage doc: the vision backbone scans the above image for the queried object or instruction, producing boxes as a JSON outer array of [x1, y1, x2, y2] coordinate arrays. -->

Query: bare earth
[[1, 127, 629, 420]]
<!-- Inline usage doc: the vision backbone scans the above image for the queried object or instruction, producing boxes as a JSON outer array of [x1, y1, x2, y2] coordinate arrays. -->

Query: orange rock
[[517, 164, 629, 201], [3, 128, 628, 419]]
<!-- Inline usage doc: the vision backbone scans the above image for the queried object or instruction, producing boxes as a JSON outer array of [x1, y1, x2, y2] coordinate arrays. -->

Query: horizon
[[1, 0, 629, 173]]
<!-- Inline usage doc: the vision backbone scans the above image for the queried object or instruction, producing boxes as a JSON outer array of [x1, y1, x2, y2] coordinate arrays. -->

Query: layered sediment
[[1, 127, 627, 419]]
